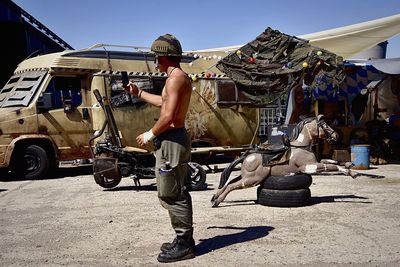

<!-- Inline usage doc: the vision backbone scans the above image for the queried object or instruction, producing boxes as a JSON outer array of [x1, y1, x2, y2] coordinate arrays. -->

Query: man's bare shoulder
[[171, 68, 189, 80], [166, 69, 190, 88]]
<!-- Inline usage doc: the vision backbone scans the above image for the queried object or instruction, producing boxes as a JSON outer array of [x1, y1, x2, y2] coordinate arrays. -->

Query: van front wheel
[[13, 145, 50, 179]]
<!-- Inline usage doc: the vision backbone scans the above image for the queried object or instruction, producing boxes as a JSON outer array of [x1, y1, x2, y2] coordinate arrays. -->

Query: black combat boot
[[160, 237, 195, 253], [157, 237, 195, 263], [160, 238, 177, 253]]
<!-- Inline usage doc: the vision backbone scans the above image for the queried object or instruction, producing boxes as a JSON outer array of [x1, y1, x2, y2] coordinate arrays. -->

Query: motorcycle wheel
[[188, 162, 207, 191]]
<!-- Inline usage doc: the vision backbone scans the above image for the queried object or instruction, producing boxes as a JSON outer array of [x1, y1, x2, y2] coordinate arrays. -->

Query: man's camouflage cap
[[151, 34, 182, 56]]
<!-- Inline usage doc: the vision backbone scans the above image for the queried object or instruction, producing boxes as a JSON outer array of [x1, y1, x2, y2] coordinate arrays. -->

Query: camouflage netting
[[216, 27, 346, 105]]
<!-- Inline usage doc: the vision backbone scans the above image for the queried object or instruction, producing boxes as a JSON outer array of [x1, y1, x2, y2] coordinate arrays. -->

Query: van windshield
[[0, 70, 47, 108]]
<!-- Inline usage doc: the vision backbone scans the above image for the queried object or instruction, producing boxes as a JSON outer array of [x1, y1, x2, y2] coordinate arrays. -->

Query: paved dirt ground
[[1, 162, 400, 267]]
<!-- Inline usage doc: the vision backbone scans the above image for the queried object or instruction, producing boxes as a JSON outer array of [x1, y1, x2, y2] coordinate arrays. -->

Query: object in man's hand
[[121, 71, 129, 87]]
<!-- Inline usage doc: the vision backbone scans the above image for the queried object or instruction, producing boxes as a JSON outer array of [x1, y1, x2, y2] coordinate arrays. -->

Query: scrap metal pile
[[217, 27, 346, 105]]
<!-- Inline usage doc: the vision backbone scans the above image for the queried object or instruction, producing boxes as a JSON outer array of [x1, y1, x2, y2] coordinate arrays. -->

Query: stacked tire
[[257, 173, 312, 207]]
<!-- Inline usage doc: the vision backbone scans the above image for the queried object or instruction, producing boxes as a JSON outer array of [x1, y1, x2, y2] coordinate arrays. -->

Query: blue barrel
[[351, 145, 370, 170]]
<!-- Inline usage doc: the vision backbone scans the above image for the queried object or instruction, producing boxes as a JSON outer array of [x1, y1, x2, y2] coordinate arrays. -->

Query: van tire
[[257, 188, 311, 207], [261, 174, 312, 190], [12, 145, 50, 180], [188, 162, 207, 191]]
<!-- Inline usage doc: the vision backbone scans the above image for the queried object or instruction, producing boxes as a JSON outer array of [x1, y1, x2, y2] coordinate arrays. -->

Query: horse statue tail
[[218, 152, 248, 189]]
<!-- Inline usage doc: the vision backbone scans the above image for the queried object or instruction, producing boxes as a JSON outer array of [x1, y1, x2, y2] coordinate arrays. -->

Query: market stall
[[217, 27, 400, 163]]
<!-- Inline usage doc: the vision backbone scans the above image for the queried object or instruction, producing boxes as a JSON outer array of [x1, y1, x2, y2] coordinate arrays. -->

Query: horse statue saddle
[[256, 136, 291, 166]]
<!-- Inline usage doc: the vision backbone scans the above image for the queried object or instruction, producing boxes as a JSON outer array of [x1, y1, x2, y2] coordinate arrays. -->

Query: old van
[[0, 45, 258, 180]]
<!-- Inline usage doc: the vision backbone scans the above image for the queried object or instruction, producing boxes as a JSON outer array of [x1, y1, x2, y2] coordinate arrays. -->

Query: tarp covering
[[311, 63, 384, 101], [359, 76, 400, 123], [216, 27, 345, 105], [194, 14, 400, 60], [312, 58, 400, 101]]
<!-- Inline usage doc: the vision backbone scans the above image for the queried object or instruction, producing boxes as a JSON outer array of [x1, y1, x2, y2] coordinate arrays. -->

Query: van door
[[109, 75, 163, 151], [37, 76, 93, 160]]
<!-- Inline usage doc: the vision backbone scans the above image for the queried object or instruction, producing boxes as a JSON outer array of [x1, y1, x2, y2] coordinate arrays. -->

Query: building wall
[[0, 0, 72, 87]]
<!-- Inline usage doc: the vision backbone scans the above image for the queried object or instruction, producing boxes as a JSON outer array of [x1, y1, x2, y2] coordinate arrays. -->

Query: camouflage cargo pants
[[155, 128, 193, 239]]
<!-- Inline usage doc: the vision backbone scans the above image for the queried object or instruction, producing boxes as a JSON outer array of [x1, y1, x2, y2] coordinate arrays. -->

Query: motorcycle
[[89, 89, 207, 190]]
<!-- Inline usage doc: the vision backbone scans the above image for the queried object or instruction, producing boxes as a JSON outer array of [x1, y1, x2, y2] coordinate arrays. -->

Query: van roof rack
[[82, 44, 151, 52], [82, 44, 197, 56], [64, 45, 196, 63]]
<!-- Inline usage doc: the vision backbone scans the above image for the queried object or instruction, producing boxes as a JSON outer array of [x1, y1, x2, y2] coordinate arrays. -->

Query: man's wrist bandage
[[143, 129, 155, 144]]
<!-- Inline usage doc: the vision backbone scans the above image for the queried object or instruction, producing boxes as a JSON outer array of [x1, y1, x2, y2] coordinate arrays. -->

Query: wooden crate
[[332, 149, 351, 162]]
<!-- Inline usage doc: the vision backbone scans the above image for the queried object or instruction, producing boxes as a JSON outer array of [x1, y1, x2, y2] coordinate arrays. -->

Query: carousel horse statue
[[211, 115, 356, 207]]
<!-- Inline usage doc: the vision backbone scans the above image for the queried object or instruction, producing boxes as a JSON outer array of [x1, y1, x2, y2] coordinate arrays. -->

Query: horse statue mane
[[290, 116, 316, 142]]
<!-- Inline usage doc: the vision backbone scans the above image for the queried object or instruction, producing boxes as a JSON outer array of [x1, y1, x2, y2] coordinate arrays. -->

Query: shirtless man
[[124, 34, 194, 263]]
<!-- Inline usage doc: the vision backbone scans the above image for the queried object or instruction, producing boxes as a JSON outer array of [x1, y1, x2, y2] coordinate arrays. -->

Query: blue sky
[[13, 0, 400, 58]]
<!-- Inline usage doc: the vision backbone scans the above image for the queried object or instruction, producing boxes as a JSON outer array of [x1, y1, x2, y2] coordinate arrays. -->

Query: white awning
[[301, 14, 400, 59], [189, 14, 400, 59], [348, 58, 400, 75]]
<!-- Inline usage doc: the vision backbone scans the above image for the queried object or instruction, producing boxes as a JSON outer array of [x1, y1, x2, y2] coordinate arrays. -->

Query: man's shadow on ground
[[195, 225, 274, 257]]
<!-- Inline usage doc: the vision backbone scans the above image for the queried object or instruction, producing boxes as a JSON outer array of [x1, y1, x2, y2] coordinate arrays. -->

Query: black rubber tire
[[257, 188, 311, 207], [188, 162, 207, 191], [262, 173, 312, 190], [95, 176, 121, 189], [13, 145, 50, 180], [93, 157, 121, 189]]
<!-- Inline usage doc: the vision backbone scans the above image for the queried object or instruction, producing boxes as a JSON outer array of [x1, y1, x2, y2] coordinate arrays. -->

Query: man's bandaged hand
[[143, 129, 155, 144]]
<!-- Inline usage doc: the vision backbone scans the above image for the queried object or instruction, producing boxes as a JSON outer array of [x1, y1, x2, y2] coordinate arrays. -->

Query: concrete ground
[[0, 163, 400, 266]]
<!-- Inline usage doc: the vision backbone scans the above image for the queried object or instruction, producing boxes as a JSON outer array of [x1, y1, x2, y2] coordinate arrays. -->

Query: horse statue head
[[290, 115, 338, 147]]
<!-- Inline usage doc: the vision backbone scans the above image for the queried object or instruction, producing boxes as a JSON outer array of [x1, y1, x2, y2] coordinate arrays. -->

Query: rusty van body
[[0, 45, 258, 179]]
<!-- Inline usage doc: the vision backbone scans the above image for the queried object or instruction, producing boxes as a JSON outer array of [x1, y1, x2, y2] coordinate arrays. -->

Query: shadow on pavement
[[216, 199, 258, 208], [0, 165, 93, 182], [104, 183, 214, 192], [204, 166, 240, 174], [104, 183, 158, 192], [0, 169, 11, 181], [311, 194, 371, 205], [196, 225, 274, 256], [353, 172, 385, 179], [316, 172, 385, 179], [53, 165, 93, 178]]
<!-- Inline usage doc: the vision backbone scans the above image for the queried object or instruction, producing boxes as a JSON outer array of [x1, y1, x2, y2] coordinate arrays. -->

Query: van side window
[[215, 80, 252, 106], [110, 76, 165, 108], [0, 70, 47, 108], [46, 77, 82, 109]]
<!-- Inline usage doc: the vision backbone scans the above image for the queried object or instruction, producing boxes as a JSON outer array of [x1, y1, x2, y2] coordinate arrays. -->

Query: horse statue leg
[[211, 153, 270, 207], [299, 161, 357, 178], [320, 159, 353, 168], [211, 175, 244, 207]]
